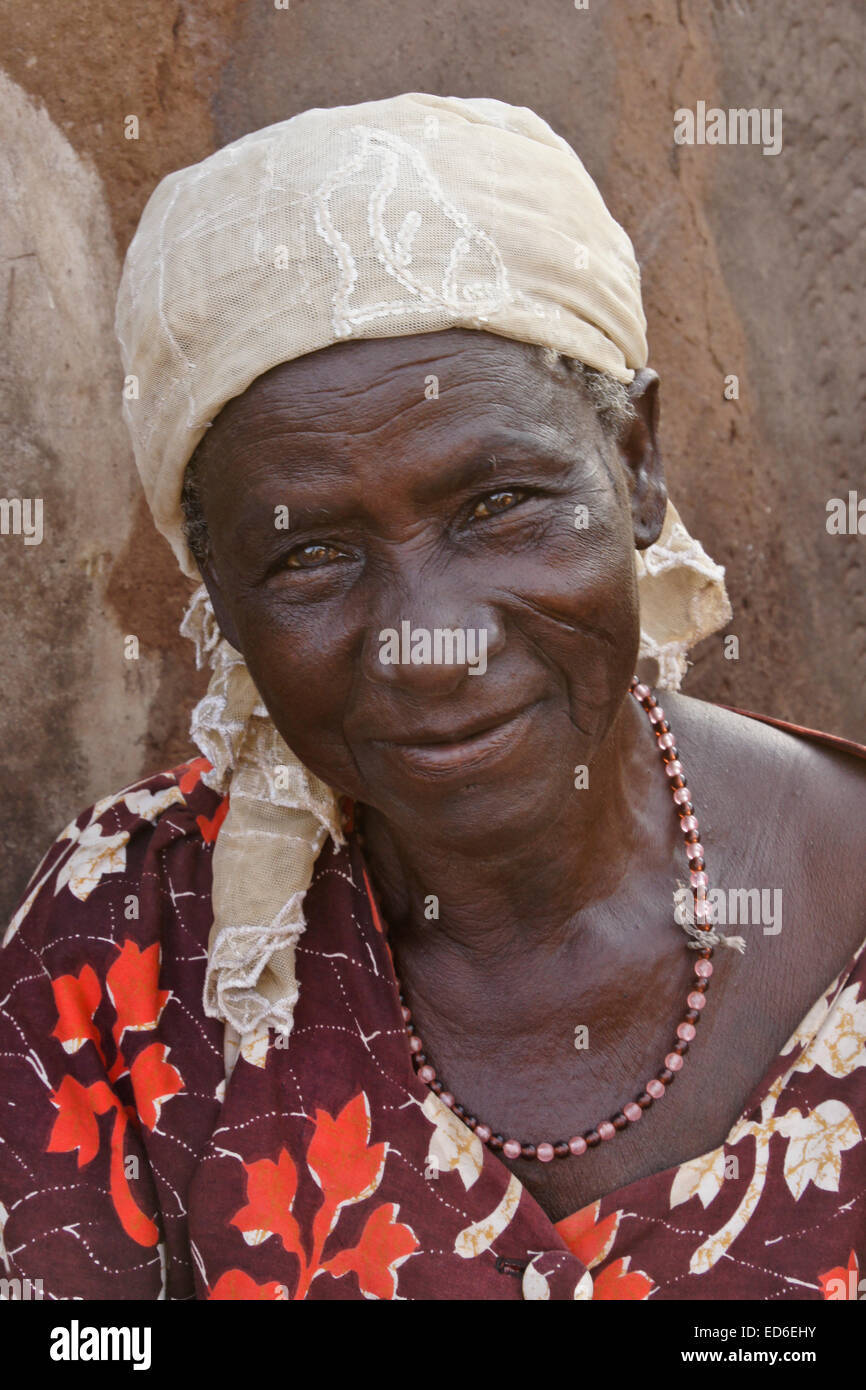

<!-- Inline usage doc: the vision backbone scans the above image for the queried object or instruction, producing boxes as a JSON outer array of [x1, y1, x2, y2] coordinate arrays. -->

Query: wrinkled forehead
[[190, 330, 591, 476]]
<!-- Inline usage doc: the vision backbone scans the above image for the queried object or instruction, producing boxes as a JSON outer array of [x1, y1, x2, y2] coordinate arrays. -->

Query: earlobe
[[621, 367, 667, 551]]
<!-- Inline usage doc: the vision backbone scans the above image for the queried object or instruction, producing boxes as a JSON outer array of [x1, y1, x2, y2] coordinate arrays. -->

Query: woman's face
[[196, 329, 666, 851]]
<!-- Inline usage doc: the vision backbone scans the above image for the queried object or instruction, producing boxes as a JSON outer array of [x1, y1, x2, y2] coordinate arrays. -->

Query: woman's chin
[[354, 698, 587, 837]]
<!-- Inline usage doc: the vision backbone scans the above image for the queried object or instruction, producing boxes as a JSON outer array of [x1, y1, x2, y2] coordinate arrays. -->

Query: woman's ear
[[618, 367, 668, 550]]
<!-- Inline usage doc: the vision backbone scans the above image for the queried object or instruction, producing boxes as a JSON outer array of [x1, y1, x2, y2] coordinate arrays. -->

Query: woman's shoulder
[[3, 757, 224, 958], [665, 688, 866, 815], [664, 689, 866, 973]]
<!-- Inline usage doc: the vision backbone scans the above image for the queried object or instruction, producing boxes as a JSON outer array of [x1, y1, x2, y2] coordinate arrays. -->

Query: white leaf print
[[670, 1145, 727, 1210], [777, 1100, 860, 1201], [421, 1091, 484, 1190]]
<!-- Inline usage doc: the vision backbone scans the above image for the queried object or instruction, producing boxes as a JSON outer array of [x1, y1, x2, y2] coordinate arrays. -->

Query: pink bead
[[503, 1139, 522, 1159], [648, 706, 665, 724], [685, 841, 704, 860], [646, 1079, 666, 1099], [690, 869, 708, 889], [537, 1142, 555, 1163], [657, 732, 676, 750], [408, 1035, 423, 1053], [665, 1052, 684, 1072], [694, 898, 714, 924], [597, 1121, 616, 1141], [664, 760, 684, 779], [687, 991, 706, 1010], [633, 683, 651, 701], [680, 815, 699, 834], [694, 959, 713, 978], [673, 786, 692, 805], [568, 1136, 587, 1156], [475, 1123, 492, 1143], [677, 1022, 697, 1041], [440, 1092, 455, 1109], [401, 1006, 412, 1023], [623, 1102, 642, 1123], [418, 1064, 436, 1083]]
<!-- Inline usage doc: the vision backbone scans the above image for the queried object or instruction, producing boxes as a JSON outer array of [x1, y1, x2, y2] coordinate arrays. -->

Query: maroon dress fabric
[[1, 713, 864, 1302]]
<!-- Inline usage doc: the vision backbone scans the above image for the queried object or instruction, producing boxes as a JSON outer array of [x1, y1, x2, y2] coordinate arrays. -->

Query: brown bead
[[642, 695, 657, 709], [673, 1040, 689, 1055], [684, 829, 699, 843], [430, 1080, 443, 1095], [489, 1134, 505, 1150], [661, 747, 679, 763], [684, 1008, 701, 1023], [521, 1143, 537, 1160], [658, 1068, 675, 1086], [690, 858, 705, 872], [612, 1113, 628, 1131], [659, 719, 671, 732], [680, 802, 694, 816], [584, 1130, 601, 1148], [670, 776, 685, 790], [453, 1103, 466, 1118], [415, 1052, 427, 1066], [637, 1092, 653, 1109], [695, 978, 710, 993], [697, 946, 713, 959], [464, 1115, 478, 1130], [553, 1141, 570, 1159]]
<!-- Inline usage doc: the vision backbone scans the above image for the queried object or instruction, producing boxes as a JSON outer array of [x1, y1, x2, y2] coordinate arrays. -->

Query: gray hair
[[181, 351, 634, 568]]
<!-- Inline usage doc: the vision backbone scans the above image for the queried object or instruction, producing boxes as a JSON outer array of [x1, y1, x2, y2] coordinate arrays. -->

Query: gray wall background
[[1, 0, 863, 924]]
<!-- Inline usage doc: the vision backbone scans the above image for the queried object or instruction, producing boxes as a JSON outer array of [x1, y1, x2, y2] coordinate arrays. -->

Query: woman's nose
[[362, 598, 506, 693]]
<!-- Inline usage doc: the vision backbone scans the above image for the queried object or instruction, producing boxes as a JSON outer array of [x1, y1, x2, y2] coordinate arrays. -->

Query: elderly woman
[[1, 94, 864, 1303]]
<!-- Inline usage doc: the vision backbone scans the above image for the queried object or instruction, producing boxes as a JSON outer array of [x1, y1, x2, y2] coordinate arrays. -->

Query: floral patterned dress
[[1, 713, 864, 1302]]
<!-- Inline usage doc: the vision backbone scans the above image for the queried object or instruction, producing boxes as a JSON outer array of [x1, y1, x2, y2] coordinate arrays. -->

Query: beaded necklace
[[362, 677, 723, 1164]]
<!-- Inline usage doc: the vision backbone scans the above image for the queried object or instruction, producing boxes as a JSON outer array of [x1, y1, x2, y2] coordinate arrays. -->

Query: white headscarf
[[116, 93, 731, 1041]]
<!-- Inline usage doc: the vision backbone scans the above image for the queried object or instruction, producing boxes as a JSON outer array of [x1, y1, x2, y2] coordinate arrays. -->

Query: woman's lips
[[373, 702, 540, 777]]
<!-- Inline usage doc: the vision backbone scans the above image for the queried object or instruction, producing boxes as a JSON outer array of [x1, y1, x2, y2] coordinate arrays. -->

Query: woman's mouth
[[372, 702, 542, 778]]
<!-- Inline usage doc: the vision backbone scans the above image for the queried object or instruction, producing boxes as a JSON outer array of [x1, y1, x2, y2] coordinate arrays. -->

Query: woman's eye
[[285, 542, 347, 570], [471, 488, 527, 520]]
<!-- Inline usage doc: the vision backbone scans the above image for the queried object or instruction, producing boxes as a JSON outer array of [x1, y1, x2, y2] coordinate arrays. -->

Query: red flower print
[[128, 1043, 184, 1129], [591, 1255, 655, 1301], [196, 797, 229, 844], [45, 943, 182, 1249], [208, 1270, 288, 1300], [177, 757, 212, 794], [323, 1202, 419, 1299], [556, 1200, 655, 1300], [819, 1250, 861, 1300], [556, 1199, 620, 1268], [231, 1150, 303, 1258], [47, 1076, 116, 1168], [51, 964, 105, 1064], [106, 941, 170, 1055], [307, 1092, 387, 1216], [225, 1092, 417, 1300], [46, 1075, 158, 1246], [106, 1108, 159, 1247]]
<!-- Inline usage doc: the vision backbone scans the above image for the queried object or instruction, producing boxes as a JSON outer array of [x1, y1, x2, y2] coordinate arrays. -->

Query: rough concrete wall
[[1, 0, 863, 922], [0, 70, 162, 920]]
